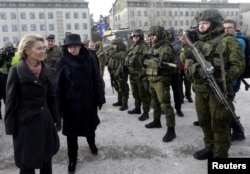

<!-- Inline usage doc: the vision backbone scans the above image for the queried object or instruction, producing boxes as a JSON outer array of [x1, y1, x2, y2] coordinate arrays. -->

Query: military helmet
[[130, 29, 144, 39], [4, 41, 14, 51], [195, 9, 223, 24], [148, 26, 165, 39], [110, 38, 123, 45]]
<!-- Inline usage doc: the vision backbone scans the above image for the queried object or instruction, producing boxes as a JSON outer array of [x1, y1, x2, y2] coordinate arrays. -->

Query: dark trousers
[[180, 70, 192, 99], [231, 116, 244, 134], [67, 131, 96, 163], [19, 159, 52, 174], [171, 72, 182, 110]]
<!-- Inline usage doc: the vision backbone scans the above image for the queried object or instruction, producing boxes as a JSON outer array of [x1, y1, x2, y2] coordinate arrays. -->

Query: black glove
[[55, 120, 62, 132], [185, 50, 195, 60]]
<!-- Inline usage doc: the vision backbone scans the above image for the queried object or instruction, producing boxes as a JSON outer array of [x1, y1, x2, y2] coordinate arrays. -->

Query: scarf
[[25, 59, 42, 78]]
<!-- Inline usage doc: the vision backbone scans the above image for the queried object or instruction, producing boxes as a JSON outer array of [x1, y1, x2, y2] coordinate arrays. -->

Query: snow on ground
[[0, 70, 250, 174]]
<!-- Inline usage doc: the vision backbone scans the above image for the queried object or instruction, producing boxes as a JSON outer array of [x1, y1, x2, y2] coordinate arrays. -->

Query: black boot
[[138, 112, 149, 121], [193, 121, 200, 126], [68, 161, 76, 173], [193, 147, 213, 160], [113, 101, 123, 106], [87, 131, 98, 155], [176, 109, 184, 117], [119, 103, 128, 111], [162, 127, 176, 142], [128, 107, 141, 114], [145, 119, 162, 128], [89, 144, 98, 155], [187, 97, 193, 103]]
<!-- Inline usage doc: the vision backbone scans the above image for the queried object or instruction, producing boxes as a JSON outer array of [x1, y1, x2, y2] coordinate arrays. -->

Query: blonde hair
[[18, 33, 45, 59]]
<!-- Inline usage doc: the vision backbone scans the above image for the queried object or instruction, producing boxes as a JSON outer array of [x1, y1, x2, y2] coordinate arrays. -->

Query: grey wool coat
[[4, 59, 60, 169]]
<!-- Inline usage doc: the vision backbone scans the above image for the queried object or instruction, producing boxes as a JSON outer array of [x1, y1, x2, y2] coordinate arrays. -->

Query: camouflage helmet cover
[[110, 38, 123, 45], [130, 29, 144, 39], [195, 9, 223, 24], [148, 26, 165, 38]]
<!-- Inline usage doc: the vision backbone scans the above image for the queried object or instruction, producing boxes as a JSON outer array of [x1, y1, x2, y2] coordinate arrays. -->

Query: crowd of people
[[0, 8, 247, 173]]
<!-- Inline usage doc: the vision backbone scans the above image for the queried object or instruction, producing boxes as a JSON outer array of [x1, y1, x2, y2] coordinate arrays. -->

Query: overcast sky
[[88, 0, 249, 21]]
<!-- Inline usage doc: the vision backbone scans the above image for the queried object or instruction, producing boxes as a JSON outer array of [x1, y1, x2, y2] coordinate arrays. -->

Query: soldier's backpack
[[237, 35, 250, 79]]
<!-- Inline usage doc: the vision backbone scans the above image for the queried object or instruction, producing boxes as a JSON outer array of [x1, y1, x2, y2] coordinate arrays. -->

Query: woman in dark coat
[[55, 34, 105, 173], [4, 34, 61, 174]]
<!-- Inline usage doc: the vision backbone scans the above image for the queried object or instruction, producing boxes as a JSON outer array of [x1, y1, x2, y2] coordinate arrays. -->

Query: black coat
[[55, 46, 105, 137], [4, 60, 60, 169]]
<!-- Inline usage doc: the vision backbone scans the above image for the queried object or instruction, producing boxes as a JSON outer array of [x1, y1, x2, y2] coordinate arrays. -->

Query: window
[[13, 36, 19, 44], [174, 11, 178, 16], [30, 12, 35, 19], [131, 21, 135, 27], [175, 20, 178, 26], [48, 24, 54, 31], [11, 12, 16, 19], [74, 12, 78, 19], [186, 11, 188, 16], [48, 12, 53, 19], [186, 20, 189, 26], [39, 12, 45, 19], [66, 23, 71, 30], [21, 24, 27, 31], [130, 11, 135, 17], [156, 11, 160, 17], [3, 37, 9, 42], [191, 11, 194, 16], [144, 11, 148, 17], [162, 11, 166, 16], [231, 11, 234, 16], [82, 12, 87, 19], [2, 25, 8, 32], [65, 12, 70, 19], [31, 24, 36, 31], [20, 12, 26, 19], [180, 11, 183, 16], [169, 11, 172, 16], [82, 23, 87, 29], [169, 21, 172, 26], [0, 12, 7, 20], [83, 34, 88, 41], [74, 23, 79, 30], [12, 24, 18, 32], [180, 20, 183, 26], [137, 21, 142, 27], [144, 21, 148, 27], [40, 24, 45, 31], [137, 11, 141, 17]]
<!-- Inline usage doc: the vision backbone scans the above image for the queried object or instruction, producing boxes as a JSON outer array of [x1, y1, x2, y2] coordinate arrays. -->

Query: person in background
[[44, 34, 62, 78], [165, 27, 184, 117], [55, 34, 105, 173], [95, 41, 107, 88], [4, 33, 61, 174], [223, 19, 246, 141], [184, 9, 245, 159]]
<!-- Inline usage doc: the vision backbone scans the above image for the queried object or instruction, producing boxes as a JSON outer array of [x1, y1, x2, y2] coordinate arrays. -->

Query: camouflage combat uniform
[[185, 9, 245, 158], [142, 26, 176, 142], [107, 39, 129, 111], [125, 29, 151, 121]]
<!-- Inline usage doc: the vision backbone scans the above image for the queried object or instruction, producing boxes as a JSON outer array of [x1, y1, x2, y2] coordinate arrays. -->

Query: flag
[[99, 22, 106, 39]]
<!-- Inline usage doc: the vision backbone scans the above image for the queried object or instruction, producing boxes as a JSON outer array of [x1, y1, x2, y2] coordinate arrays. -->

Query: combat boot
[[162, 127, 176, 142], [0, 113, 2, 120], [193, 147, 213, 160], [128, 107, 141, 114], [138, 112, 149, 121], [176, 109, 184, 117], [145, 119, 162, 128], [193, 121, 200, 126], [187, 97, 193, 103], [119, 103, 128, 111], [113, 101, 122, 106]]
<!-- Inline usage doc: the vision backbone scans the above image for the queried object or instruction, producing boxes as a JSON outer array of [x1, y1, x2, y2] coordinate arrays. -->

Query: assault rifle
[[183, 31, 244, 132], [143, 53, 177, 68]]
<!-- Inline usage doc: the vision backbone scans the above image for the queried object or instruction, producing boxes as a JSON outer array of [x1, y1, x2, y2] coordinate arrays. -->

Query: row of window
[[121, 10, 238, 19], [1, 23, 88, 32], [0, 11, 87, 20], [128, 20, 195, 28]]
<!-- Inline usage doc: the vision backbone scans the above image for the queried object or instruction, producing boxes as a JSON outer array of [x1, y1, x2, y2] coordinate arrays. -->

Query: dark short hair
[[223, 19, 236, 29]]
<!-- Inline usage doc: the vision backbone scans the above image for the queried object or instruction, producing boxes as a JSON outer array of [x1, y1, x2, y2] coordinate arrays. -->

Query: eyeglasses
[[224, 27, 234, 30]]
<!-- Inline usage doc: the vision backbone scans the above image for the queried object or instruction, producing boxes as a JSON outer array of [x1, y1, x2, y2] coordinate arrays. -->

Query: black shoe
[[128, 107, 141, 114], [119, 104, 128, 111], [89, 144, 98, 155], [162, 127, 176, 142], [0, 115, 2, 120], [138, 112, 149, 121], [68, 161, 76, 172], [187, 97, 193, 103], [145, 119, 162, 128], [231, 133, 246, 141], [193, 121, 200, 126], [176, 109, 184, 117], [193, 148, 213, 160], [113, 101, 123, 106]]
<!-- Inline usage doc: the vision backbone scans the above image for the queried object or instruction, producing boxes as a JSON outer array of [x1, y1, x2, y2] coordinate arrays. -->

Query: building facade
[[0, 0, 91, 46], [109, 0, 241, 32]]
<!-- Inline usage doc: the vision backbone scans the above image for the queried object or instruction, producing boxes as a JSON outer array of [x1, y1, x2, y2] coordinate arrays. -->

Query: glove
[[185, 50, 195, 60], [98, 104, 103, 110], [55, 120, 62, 132]]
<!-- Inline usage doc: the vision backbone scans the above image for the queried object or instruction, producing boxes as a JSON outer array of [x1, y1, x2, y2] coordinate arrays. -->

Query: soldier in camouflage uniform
[[44, 34, 62, 78], [184, 9, 245, 159], [141, 26, 176, 142], [107, 39, 129, 111], [125, 29, 151, 121], [95, 41, 107, 88]]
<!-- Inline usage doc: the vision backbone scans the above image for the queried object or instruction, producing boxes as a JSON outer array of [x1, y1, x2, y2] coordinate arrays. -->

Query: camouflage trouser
[[149, 80, 175, 128], [116, 75, 129, 104], [195, 92, 232, 157], [129, 74, 151, 112]]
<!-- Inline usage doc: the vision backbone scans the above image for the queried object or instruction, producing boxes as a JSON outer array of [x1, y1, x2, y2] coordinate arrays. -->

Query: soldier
[[125, 29, 151, 121], [44, 34, 62, 78], [95, 41, 107, 88], [107, 39, 129, 111], [166, 27, 184, 116], [184, 9, 245, 159], [141, 26, 176, 142]]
